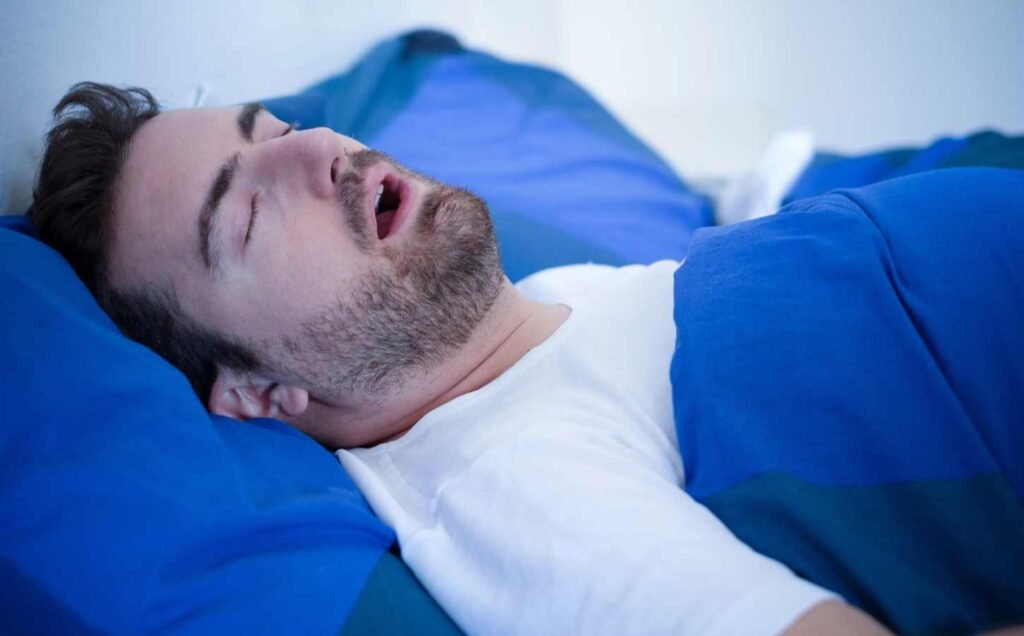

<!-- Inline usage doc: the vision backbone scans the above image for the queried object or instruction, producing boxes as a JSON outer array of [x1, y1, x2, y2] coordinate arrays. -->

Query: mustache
[[349, 148, 392, 173], [337, 148, 391, 203]]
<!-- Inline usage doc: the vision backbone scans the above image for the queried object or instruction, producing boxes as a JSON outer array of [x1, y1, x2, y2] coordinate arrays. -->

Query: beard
[[266, 150, 505, 402]]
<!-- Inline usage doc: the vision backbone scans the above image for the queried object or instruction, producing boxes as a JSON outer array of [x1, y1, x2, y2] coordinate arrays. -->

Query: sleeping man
[[30, 83, 1012, 635]]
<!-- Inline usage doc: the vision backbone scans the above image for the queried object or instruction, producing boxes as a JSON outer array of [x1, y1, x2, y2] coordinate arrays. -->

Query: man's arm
[[785, 600, 892, 636]]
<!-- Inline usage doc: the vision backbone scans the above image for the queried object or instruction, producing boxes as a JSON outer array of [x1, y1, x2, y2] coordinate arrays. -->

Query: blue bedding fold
[[786, 130, 1024, 203], [671, 168, 1024, 634]]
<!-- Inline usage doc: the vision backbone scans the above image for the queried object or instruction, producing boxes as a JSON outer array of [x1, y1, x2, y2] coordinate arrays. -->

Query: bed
[[3, 28, 1022, 635]]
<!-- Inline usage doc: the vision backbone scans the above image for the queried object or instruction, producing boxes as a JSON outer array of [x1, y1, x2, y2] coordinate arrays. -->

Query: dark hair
[[30, 82, 259, 401]]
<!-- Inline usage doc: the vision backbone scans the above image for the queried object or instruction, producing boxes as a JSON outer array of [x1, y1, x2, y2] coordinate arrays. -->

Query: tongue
[[376, 210, 396, 239]]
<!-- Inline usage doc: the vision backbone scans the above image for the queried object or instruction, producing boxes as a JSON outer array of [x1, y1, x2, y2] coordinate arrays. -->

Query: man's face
[[111, 104, 504, 447]]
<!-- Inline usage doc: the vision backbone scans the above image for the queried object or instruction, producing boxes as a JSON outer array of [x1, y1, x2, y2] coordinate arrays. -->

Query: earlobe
[[271, 384, 310, 418]]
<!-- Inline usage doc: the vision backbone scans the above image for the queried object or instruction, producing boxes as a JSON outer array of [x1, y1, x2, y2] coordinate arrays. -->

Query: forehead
[[110, 106, 243, 290]]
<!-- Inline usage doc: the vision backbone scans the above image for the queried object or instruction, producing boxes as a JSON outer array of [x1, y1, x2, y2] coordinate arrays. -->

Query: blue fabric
[[670, 168, 1024, 634], [786, 130, 1024, 203], [0, 215, 393, 634], [265, 29, 713, 282]]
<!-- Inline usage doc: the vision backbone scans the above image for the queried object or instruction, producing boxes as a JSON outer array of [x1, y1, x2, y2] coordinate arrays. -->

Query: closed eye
[[245, 191, 260, 246], [243, 122, 298, 248]]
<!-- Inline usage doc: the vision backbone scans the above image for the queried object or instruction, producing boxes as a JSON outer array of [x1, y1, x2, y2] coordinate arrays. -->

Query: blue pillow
[[0, 215, 394, 633], [265, 29, 712, 281]]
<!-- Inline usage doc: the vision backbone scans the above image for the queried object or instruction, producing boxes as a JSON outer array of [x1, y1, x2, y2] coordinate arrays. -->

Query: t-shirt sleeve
[[395, 430, 839, 636]]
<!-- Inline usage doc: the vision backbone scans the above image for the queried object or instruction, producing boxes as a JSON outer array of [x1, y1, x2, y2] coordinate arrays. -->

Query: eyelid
[[244, 190, 260, 247], [238, 121, 296, 254]]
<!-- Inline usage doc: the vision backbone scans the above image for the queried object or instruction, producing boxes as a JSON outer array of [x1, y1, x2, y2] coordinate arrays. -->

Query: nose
[[262, 127, 351, 201]]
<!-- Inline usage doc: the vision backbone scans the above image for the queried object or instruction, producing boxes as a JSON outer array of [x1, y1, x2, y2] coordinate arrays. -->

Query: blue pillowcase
[[1, 212, 393, 632]]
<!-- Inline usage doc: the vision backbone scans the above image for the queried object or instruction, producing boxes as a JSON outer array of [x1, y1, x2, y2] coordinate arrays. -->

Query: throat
[[383, 289, 571, 443], [429, 294, 570, 411]]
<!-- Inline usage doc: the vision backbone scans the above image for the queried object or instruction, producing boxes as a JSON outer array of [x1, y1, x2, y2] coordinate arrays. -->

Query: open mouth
[[373, 175, 404, 240]]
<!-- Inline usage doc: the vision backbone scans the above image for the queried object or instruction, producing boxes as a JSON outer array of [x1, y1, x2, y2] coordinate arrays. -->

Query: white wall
[[2, 0, 1022, 214], [558, 0, 1024, 177]]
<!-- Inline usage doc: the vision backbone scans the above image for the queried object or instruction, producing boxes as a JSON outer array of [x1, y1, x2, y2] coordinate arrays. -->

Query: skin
[[110, 104, 569, 449], [109, 104, 893, 634], [785, 601, 891, 636]]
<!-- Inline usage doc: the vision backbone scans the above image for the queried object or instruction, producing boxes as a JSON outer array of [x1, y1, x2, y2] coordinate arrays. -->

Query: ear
[[208, 368, 309, 421]]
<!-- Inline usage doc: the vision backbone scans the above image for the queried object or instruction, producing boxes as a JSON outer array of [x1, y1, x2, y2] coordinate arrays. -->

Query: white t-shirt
[[337, 260, 837, 636]]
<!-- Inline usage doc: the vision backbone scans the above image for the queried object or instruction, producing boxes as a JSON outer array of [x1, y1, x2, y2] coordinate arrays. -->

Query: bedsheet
[[670, 167, 1024, 634]]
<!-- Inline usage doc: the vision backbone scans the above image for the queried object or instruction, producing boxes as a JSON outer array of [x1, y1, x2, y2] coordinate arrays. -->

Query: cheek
[[248, 217, 367, 323]]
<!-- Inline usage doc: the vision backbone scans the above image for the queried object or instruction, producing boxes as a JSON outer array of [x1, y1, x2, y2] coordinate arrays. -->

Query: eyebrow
[[198, 153, 240, 271], [237, 102, 264, 142], [197, 103, 265, 272]]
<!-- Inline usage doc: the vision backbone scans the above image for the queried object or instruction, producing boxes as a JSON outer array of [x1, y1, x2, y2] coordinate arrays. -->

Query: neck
[[383, 280, 570, 441]]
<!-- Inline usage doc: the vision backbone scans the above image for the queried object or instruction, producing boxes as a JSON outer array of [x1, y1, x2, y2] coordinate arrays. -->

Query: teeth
[[374, 184, 383, 213]]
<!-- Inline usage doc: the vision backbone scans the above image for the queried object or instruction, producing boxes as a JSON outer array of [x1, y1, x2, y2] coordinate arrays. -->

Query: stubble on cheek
[[259, 157, 504, 406]]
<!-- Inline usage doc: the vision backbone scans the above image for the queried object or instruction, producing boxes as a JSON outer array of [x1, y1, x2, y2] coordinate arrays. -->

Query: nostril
[[330, 158, 339, 184]]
